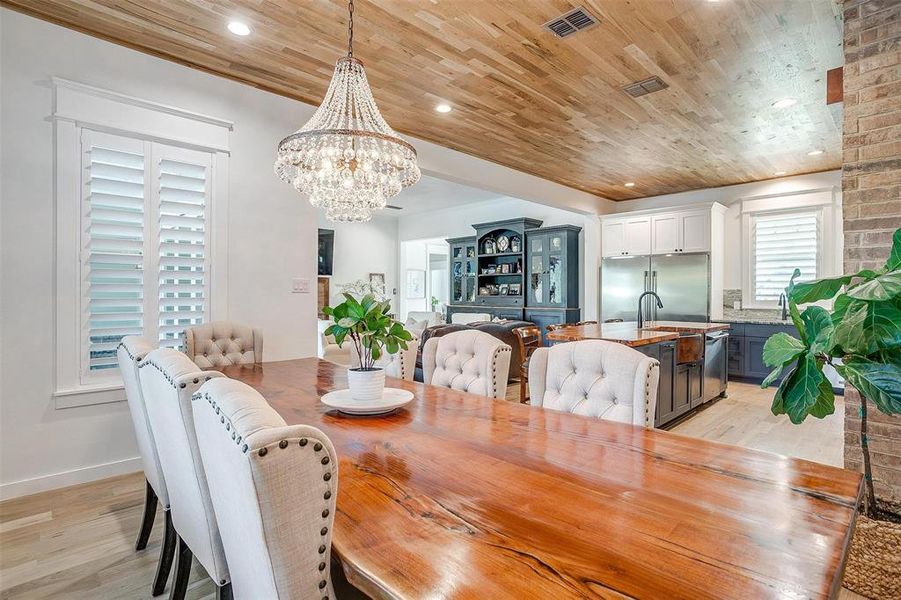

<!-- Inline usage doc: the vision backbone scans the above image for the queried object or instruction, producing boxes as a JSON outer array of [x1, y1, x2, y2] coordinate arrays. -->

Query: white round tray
[[320, 387, 414, 416]]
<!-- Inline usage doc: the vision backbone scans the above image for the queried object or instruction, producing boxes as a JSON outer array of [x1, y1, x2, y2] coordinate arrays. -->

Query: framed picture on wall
[[406, 269, 425, 298]]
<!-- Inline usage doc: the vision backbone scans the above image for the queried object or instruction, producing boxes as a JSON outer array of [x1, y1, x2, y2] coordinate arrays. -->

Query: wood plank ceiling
[[4, 0, 844, 200]]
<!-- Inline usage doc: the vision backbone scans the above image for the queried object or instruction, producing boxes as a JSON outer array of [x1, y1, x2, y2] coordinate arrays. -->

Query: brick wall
[[842, 0, 901, 504]]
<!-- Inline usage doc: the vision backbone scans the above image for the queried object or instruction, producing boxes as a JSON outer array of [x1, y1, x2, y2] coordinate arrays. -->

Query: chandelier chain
[[347, 0, 354, 57]]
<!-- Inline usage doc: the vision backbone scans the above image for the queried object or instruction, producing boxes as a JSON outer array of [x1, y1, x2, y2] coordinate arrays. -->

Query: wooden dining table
[[217, 358, 862, 600]]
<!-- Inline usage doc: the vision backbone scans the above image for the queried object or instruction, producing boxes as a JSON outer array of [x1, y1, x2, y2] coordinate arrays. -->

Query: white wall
[[613, 171, 842, 290], [318, 214, 399, 307], [0, 10, 323, 498], [398, 197, 602, 320]]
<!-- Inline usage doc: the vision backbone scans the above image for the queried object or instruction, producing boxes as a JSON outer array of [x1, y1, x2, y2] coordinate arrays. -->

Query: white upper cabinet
[[602, 219, 626, 257], [679, 211, 710, 253], [624, 217, 652, 255], [651, 210, 710, 254]]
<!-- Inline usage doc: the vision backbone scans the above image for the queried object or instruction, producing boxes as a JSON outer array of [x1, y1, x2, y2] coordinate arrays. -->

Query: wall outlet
[[292, 278, 311, 293]]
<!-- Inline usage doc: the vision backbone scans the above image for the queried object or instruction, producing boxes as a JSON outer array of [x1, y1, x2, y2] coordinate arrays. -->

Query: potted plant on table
[[761, 227, 901, 599], [323, 293, 413, 401]]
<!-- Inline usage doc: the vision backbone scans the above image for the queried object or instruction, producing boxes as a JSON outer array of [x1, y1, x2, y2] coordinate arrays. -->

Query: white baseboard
[[0, 457, 142, 501]]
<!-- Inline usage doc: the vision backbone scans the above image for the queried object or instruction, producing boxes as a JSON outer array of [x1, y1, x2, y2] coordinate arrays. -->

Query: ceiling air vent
[[623, 76, 669, 98], [543, 7, 599, 38]]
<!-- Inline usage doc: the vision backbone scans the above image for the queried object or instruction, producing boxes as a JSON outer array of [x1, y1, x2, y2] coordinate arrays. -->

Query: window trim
[[740, 187, 841, 310], [52, 78, 231, 408]]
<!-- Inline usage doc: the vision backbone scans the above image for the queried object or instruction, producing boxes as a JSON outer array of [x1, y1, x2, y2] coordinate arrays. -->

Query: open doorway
[[399, 238, 449, 321]]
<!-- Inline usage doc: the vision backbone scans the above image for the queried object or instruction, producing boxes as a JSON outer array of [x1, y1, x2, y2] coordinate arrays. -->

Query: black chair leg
[[216, 582, 233, 600], [151, 510, 176, 596], [136, 478, 158, 551], [168, 537, 193, 600]]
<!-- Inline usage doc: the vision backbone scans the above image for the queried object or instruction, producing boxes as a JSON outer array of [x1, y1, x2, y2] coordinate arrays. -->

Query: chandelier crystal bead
[[274, 0, 419, 223]]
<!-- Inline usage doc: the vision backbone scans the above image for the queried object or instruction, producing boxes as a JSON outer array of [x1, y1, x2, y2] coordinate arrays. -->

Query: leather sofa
[[414, 320, 533, 383]]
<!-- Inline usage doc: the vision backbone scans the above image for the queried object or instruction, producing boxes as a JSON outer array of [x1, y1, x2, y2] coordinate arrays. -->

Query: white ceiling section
[[389, 175, 505, 216]]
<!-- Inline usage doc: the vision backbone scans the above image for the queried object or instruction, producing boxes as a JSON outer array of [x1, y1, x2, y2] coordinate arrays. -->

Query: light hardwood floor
[[0, 381, 863, 599]]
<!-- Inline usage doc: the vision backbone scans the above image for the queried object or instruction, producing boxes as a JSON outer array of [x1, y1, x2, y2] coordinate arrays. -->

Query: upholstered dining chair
[[117, 336, 175, 596], [512, 326, 542, 404], [138, 348, 231, 600], [184, 321, 262, 368], [528, 340, 660, 427], [350, 337, 419, 381], [422, 330, 512, 399], [192, 378, 338, 600], [317, 319, 351, 366]]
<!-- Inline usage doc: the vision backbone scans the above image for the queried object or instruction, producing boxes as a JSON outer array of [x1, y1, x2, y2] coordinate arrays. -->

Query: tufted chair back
[[350, 337, 419, 381], [450, 312, 492, 325], [193, 378, 338, 600], [422, 330, 512, 399], [117, 336, 168, 508], [528, 341, 660, 427], [184, 321, 263, 368], [138, 348, 229, 586]]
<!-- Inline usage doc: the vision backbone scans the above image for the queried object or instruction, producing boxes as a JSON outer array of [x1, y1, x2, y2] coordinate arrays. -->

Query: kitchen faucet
[[637, 291, 664, 329], [778, 292, 788, 320]]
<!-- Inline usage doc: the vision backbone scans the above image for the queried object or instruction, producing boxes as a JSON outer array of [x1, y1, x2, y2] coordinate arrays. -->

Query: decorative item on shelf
[[483, 237, 496, 255], [500, 263, 510, 274], [760, 228, 901, 598], [499, 284, 509, 296], [487, 284, 499, 295], [322, 294, 413, 403], [274, 0, 420, 223], [467, 247, 475, 258], [515, 260, 522, 273], [406, 269, 425, 299], [509, 283, 521, 296], [510, 236, 521, 253], [478, 286, 489, 296], [486, 265, 495, 274], [497, 235, 510, 253]]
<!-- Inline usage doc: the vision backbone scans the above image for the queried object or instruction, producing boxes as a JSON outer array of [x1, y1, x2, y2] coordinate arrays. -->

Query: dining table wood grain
[[215, 358, 862, 600]]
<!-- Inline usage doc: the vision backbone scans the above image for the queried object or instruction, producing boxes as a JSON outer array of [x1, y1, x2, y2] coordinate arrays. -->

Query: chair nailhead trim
[[322, 508, 329, 518], [299, 438, 308, 446], [279, 440, 288, 449], [324, 491, 332, 500], [319, 562, 326, 571], [321, 456, 330, 465], [319, 544, 326, 554], [314, 442, 323, 451], [319, 580, 327, 589], [320, 527, 328, 535], [258, 447, 268, 457], [323, 472, 332, 481]]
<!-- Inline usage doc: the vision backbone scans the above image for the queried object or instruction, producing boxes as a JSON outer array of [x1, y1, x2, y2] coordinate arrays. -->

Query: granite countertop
[[545, 321, 728, 348], [716, 308, 793, 326]]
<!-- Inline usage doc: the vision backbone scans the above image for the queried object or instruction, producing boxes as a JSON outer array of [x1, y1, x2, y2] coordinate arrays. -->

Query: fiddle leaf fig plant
[[323, 293, 412, 371], [762, 227, 901, 518]]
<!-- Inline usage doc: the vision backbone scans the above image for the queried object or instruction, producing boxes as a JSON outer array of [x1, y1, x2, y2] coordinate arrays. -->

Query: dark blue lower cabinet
[[639, 341, 677, 427], [727, 322, 796, 385], [524, 309, 580, 345]]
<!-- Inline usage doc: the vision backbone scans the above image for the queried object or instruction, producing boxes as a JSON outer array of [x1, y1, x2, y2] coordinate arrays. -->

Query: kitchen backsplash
[[720, 289, 785, 324]]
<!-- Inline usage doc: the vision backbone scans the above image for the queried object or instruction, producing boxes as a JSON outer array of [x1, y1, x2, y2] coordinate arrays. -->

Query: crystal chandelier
[[274, 0, 420, 222]]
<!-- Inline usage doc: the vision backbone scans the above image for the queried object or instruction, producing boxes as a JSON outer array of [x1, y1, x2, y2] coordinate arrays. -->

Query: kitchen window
[[740, 188, 841, 309]]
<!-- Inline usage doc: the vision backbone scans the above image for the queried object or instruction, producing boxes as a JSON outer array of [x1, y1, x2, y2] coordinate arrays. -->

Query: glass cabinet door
[[547, 234, 565, 306], [530, 235, 545, 305], [452, 258, 463, 302], [465, 244, 476, 302]]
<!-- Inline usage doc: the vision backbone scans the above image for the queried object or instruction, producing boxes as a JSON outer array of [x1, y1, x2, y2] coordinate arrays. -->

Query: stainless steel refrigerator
[[601, 253, 710, 323]]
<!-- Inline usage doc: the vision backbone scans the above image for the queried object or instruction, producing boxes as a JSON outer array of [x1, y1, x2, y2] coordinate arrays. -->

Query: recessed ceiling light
[[808, 149, 824, 156], [228, 21, 252, 36], [435, 104, 452, 113], [772, 98, 797, 109], [774, 171, 787, 176], [624, 182, 635, 187]]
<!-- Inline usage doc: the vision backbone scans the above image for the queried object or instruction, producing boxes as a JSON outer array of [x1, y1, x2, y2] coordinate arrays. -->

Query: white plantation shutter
[[79, 130, 214, 381], [752, 212, 819, 302], [156, 149, 211, 349], [82, 132, 146, 372]]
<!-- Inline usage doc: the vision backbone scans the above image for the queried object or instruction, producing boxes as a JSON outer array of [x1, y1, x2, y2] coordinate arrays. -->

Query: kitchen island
[[546, 321, 730, 427]]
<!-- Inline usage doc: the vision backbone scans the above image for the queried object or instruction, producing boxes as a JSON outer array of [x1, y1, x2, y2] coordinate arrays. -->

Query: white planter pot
[[347, 368, 385, 401]]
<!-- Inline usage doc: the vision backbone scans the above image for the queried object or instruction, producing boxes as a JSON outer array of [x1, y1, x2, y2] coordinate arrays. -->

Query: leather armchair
[[317, 319, 351, 366], [184, 321, 262, 368], [422, 330, 512, 399], [528, 340, 660, 427], [350, 337, 419, 381], [193, 378, 338, 600]]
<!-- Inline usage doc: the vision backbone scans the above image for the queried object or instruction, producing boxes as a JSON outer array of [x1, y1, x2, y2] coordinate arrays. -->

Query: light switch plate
[[292, 278, 311, 293]]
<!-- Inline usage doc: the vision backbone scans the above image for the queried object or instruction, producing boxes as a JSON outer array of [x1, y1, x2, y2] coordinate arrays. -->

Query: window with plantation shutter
[[751, 211, 820, 303], [79, 130, 214, 381]]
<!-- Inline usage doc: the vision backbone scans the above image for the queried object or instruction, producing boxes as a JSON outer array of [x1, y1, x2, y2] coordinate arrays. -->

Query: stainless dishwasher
[[702, 330, 729, 403]]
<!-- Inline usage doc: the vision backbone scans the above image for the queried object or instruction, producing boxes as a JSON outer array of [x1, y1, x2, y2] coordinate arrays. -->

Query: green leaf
[[868, 300, 901, 351], [809, 378, 836, 419], [780, 353, 827, 424], [337, 317, 358, 328], [761, 364, 784, 388], [832, 300, 875, 356], [771, 369, 792, 416], [762, 332, 806, 368], [842, 358, 901, 415], [788, 271, 852, 304], [788, 301, 807, 346], [847, 271, 901, 301], [885, 227, 901, 271], [800, 305, 834, 354]]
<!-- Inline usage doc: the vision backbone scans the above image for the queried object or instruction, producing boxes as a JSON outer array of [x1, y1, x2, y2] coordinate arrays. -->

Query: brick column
[[842, 0, 901, 504]]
